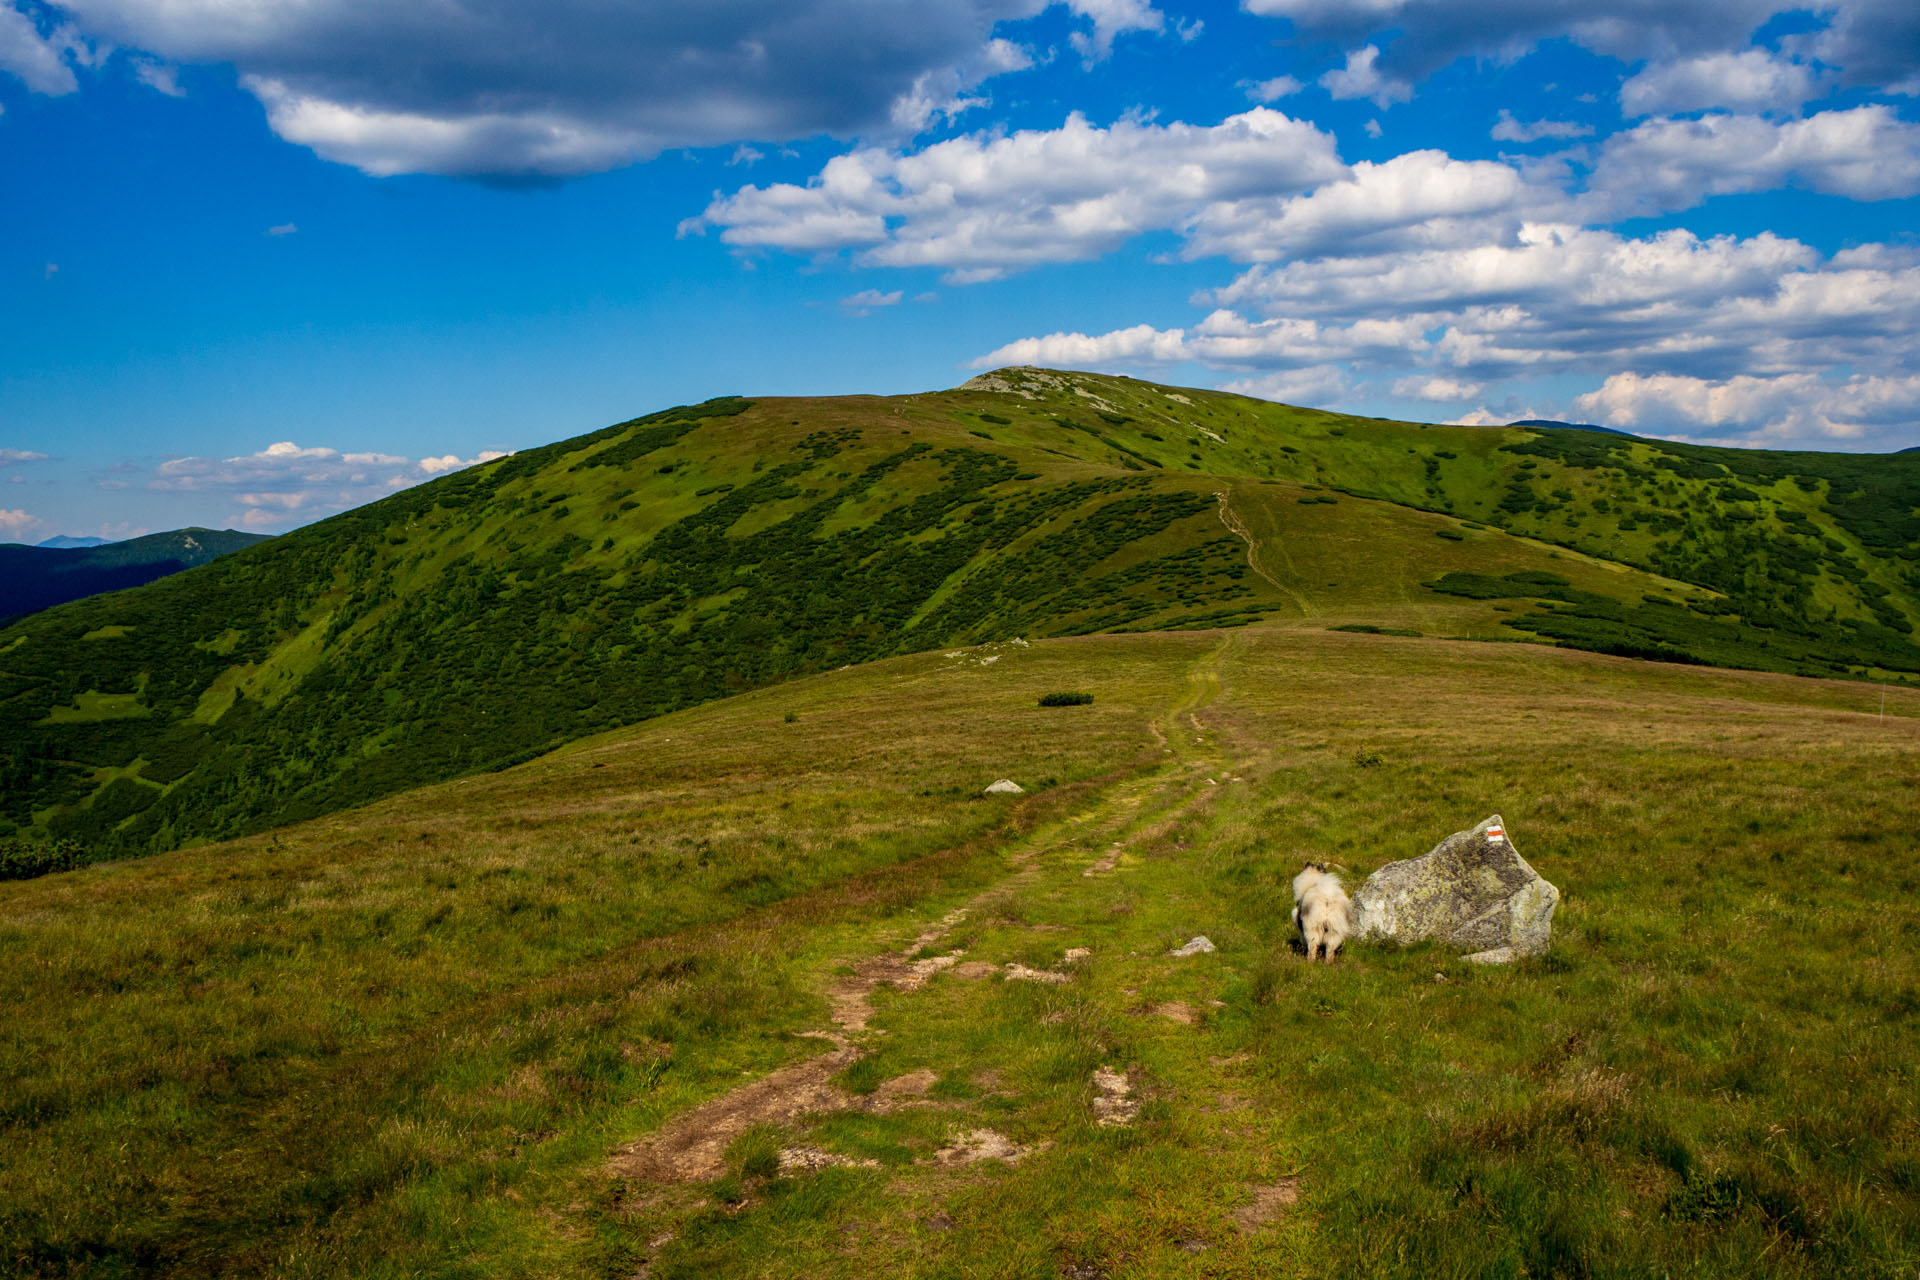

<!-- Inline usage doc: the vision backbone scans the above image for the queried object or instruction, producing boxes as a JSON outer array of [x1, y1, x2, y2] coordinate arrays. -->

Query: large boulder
[[1352, 815, 1559, 957]]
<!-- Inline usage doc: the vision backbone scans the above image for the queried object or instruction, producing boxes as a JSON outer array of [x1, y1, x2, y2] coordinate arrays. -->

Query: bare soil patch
[[1230, 1178, 1301, 1233]]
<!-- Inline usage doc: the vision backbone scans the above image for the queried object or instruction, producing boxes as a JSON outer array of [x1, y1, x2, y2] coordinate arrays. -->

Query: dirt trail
[[1216, 489, 1313, 617], [612, 632, 1245, 1187]]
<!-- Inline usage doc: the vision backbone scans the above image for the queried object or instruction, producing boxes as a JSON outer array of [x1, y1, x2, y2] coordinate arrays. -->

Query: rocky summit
[[1351, 814, 1560, 957]]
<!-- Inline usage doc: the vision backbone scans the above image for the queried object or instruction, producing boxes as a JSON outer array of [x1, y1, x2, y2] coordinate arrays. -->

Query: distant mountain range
[[1, 528, 271, 621]]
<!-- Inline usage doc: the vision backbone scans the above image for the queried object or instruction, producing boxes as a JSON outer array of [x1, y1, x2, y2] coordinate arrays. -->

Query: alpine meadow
[[1, 370, 1916, 1279]]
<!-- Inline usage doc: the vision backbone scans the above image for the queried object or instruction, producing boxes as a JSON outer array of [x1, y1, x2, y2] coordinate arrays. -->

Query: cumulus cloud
[[1318, 45, 1411, 108], [687, 108, 1345, 281], [1182, 149, 1559, 262], [1619, 49, 1819, 116], [1575, 371, 1920, 445], [0, 508, 41, 540], [972, 322, 1190, 367], [1586, 106, 1920, 218], [1490, 110, 1593, 143], [29, 0, 1060, 177]]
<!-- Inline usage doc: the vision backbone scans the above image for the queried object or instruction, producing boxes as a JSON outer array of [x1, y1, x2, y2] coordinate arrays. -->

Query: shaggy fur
[[1291, 862, 1352, 963]]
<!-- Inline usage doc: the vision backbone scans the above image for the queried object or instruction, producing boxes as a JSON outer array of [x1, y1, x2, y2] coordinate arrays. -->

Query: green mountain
[[1, 527, 271, 622], [2, 368, 1915, 863]]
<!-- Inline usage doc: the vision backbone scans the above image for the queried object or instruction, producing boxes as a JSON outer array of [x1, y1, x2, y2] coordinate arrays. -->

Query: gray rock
[[983, 778, 1025, 795], [1352, 815, 1559, 957], [1171, 936, 1216, 956], [1462, 947, 1516, 965]]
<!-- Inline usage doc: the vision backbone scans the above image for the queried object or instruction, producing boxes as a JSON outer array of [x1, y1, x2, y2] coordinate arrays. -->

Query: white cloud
[[973, 322, 1190, 368], [1490, 110, 1592, 143], [1220, 364, 1355, 406], [1182, 149, 1556, 263], [1575, 371, 1920, 446], [1587, 106, 1920, 218], [1182, 147, 1574, 262], [1319, 45, 1411, 108], [1392, 375, 1483, 401], [265, 222, 297, 237], [842, 288, 904, 313], [1364, 118, 1382, 139], [0, 449, 49, 465], [0, 508, 41, 540], [129, 54, 183, 97], [1620, 49, 1818, 116], [146, 440, 472, 530], [29, 0, 1058, 177], [1246, 75, 1303, 102], [687, 108, 1345, 281], [0, 2, 78, 95], [418, 450, 509, 475], [1065, 0, 1164, 63]]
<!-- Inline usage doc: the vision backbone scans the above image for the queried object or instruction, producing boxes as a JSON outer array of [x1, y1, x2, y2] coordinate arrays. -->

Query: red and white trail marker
[[1486, 825, 1506, 842]]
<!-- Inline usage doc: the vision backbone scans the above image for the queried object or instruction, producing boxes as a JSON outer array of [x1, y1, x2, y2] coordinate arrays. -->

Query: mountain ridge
[[1, 369, 1915, 864]]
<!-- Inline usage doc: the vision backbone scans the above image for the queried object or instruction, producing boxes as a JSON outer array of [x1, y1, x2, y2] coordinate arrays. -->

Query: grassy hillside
[[2, 625, 1914, 1277], [0, 528, 270, 623], [2, 369, 1916, 864]]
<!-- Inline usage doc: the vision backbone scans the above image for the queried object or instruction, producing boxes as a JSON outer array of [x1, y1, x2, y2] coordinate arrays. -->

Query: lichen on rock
[[1352, 814, 1559, 957]]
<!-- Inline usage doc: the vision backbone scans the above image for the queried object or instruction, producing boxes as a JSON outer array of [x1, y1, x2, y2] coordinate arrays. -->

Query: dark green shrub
[[0, 837, 89, 881], [1038, 692, 1094, 707]]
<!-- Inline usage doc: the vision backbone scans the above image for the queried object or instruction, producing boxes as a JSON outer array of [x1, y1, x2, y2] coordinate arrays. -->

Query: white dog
[[1291, 862, 1352, 963]]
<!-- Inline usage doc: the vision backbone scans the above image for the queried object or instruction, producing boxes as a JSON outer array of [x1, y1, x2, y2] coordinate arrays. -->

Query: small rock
[[777, 1146, 880, 1174], [1091, 1066, 1139, 1127], [1171, 936, 1216, 957], [1352, 815, 1560, 957], [1063, 947, 1092, 964], [1004, 963, 1069, 984], [1463, 947, 1515, 965], [983, 778, 1025, 795], [933, 1128, 1028, 1165]]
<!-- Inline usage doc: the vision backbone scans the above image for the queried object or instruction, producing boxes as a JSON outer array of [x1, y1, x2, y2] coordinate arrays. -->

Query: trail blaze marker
[[1486, 825, 1506, 842]]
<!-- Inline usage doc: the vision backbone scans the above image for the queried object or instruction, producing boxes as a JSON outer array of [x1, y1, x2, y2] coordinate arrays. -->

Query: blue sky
[[3, 0, 1918, 540]]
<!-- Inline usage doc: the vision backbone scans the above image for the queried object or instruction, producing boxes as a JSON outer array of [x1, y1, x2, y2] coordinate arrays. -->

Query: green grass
[[3, 623, 1915, 1277]]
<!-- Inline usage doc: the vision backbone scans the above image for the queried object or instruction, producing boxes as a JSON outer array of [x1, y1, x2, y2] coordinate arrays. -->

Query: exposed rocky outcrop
[[1352, 815, 1559, 956]]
